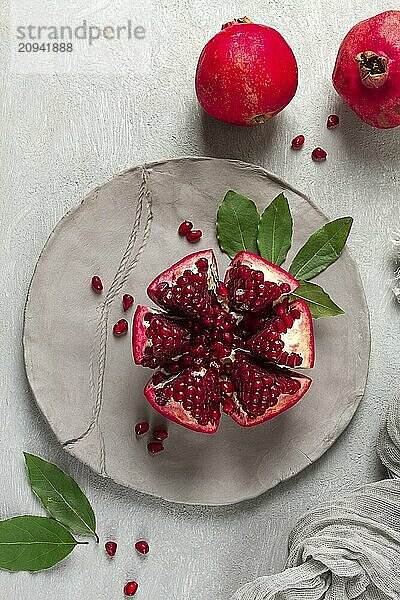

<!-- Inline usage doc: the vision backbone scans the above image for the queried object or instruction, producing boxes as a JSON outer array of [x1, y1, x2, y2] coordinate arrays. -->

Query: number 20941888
[[18, 42, 73, 52]]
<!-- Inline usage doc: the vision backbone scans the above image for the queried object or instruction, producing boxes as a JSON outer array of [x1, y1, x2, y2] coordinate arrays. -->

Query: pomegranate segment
[[145, 367, 221, 433], [147, 249, 218, 320], [133, 250, 315, 433], [247, 298, 315, 368], [224, 251, 299, 313], [228, 352, 312, 426], [133, 305, 191, 368]]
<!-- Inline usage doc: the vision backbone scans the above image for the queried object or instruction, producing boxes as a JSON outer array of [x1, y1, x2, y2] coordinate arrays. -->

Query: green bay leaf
[[257, 193, 292, 266], [0, 516, 81, 572], [291, 281, 345, 318], [24, 453, 98, 542], [216, 190, 260, 259], [289, 217, 353, 281]]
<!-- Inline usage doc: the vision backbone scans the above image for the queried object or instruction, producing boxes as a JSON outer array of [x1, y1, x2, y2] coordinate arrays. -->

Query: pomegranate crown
[[221, 17, 252, 30], [355, 51, 388, 89]]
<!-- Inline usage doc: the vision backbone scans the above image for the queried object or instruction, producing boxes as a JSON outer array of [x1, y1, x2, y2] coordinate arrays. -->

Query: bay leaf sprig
[[216, 190, 260, 258], [0, 516, 87, 573], [0, 453, 97, 573], [257, 193, 292, 266], [289, 217, 353, 281], [24, 453, 98, 543], [291, 281, 344, 319], [216, 190, 353, 318]]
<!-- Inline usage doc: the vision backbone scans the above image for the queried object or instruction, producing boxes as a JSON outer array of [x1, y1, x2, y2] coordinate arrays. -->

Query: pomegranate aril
[[153, 428, 168, 441], [222, 398, 234, 414], [291, 134, 305, 149], [113, 319, 128, 336], [105, 541, 117, 557], [123, 294, 134, 311], [147, 441, 164, 454], [135, 540, 149, 555], [178, 221, 193, 236], [217, 282, 228, 297], [291, 308, 301, 320], [135, 421, 149, 435], [312, 147, 327, 162], [187, 229, 202, 243], [91, 275, 103, 293], [284, 314, 294, 328], [294, 354, 303, 367], [124, 581, 138, 596], [195, 257, 208, 271], [278, 351, 288, 365], [327, 114, 339, 129], [280, 283, 291, 294]]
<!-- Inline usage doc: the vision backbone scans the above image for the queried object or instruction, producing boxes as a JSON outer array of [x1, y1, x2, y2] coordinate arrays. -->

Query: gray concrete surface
[[0, 0, 398, 598]]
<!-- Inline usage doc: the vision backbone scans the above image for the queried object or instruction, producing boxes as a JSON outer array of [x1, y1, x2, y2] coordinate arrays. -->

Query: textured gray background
[[0, 0, 399, 598]]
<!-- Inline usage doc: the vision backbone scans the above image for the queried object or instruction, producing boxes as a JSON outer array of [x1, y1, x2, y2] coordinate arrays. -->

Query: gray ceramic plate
[[23, 157, 370, 505]]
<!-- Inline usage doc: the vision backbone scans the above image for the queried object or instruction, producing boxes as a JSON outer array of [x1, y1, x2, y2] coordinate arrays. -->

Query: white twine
[[64, 167, 153, 478]]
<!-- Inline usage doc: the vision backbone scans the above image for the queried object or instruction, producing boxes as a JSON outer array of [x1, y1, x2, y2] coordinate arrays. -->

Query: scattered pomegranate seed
[[124, 581, 138, 596], [105, 541, 117, 557], [91, 275, 103, 293], [113, 319, 128, 336], [153, 429, 168, 441], [187, 229, 202, 243], [147, 441, 164, 454], [178, 221, 193, 237], [135, 540, 149, 555], [327, 114, 339, 129], [123, 294, 134, 311], [311, 147, 327, 162], [291, 134, 305, 150], [135, 421, 149, 435]]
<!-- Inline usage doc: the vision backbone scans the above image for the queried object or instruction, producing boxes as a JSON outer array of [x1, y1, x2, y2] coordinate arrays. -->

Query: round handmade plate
[[23, 157, 370, 505]]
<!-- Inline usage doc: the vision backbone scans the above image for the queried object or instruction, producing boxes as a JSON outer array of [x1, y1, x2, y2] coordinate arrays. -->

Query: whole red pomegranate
[[333, 11, 400, 128], [133, 250, 314, 433], [195, 17, 298, 126]]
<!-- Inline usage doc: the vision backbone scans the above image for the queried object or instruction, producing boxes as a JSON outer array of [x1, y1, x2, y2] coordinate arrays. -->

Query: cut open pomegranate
[[133, 250, 314, 433]]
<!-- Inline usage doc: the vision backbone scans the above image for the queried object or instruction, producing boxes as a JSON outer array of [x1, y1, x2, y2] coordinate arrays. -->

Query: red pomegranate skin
[[333, 11, 400, 128], [195, 19, 298, 126]]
